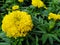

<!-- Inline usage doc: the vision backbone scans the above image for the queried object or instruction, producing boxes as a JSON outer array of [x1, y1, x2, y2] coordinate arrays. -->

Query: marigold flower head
[[57, 14, 60, 19], [2, 10, 33, 38], [32, 0, 47, 8], [48, 13, 60, 20], [18, 0, 24, 2], [12, 5, 19, 10]]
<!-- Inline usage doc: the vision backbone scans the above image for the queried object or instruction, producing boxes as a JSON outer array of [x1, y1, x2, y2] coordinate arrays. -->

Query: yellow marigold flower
[[57, 14, 60, 19], [2, 10, 33, 38], [48, 13, 59, 20], [32, 0, 47, 8], [18, 0, 24, 2], [12, 5, 19, 10]]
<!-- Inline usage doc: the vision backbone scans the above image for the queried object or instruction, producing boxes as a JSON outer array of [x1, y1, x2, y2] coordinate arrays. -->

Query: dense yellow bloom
[[57, 14, 60, 19], [2, 10, 33, 38], [18, 0, 24, 2], [12, 5, 19, 10], [48, 13, 60, 20], [48, 13, 57, 20], [32, 0, 47, 8]]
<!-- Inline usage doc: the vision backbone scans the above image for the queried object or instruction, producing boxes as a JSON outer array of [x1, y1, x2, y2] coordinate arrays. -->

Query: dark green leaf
[[42, 34, 48, 44], [36, 35, 39, 45], [48, 36, 53, 45], [48, 34, 60, 42], [0, 43, 10, 45]]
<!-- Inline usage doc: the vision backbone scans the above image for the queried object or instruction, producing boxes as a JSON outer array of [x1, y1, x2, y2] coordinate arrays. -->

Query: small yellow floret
[[18, 0, 24, 2], [12, 5, 19, 10]]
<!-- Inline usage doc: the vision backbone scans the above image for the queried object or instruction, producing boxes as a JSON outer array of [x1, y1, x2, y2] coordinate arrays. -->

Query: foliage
[[0, 0, 60, 45]]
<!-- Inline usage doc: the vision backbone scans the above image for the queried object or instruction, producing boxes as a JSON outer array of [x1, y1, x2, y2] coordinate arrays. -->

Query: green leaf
[[0, 32, 11, 44], [48, 21, 55, 31], [57, 22, 60, 26], [48, 36, 53, 45], [48, 34, 60, 42], [0, 32, 6, 38], [0, 43, 10, 45], [32, 31, 46, 34], [42, 34, 48, 45], [18, 38, 24, 45], [28, 35, 35, 41], [52, 0, 60, 4], [6, 0, 13, 3], [26, 39, 29, 45], [36, 35, 39, 45], [2, 38, 11, 43]]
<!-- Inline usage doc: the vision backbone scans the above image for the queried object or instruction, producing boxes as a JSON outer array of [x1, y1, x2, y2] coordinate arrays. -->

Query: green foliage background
[[0, 0, 60, 45]]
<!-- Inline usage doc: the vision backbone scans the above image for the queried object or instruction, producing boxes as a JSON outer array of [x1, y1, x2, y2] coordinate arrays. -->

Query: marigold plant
[[0, 0, 60, 45]]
